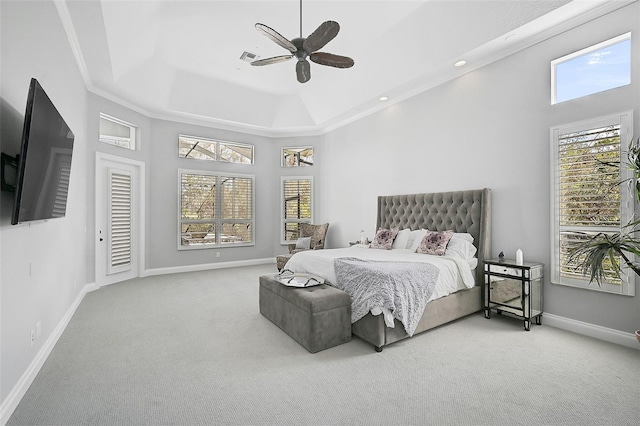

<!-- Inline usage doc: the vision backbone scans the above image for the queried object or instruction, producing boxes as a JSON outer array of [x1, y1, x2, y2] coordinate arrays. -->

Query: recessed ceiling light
[[454, 60, 467, 67], [379, 96, 388, 101]]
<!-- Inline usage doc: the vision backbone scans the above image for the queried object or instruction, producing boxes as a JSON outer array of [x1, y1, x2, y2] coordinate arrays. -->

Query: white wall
[[320, 2, 640, 333], [0, 0, 90, 411]]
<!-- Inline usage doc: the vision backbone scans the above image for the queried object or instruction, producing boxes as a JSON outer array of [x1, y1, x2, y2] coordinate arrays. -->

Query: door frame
[[95, 152, 146, 286]]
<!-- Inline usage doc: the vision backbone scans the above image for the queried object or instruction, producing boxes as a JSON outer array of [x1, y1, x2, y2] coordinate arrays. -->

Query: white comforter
[[284, 246, 476, 326]]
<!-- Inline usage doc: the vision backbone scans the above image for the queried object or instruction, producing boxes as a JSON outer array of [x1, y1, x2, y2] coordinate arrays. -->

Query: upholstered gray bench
[[259, 275, 352, 353]]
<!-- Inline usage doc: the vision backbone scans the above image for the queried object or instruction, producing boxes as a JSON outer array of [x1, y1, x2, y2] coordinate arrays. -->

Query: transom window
[[282, 147, 314, 167], [551, 33, 631, 104], [179, 170, 254, 249], [100, 114, 136, 150], [281, 177, 313, 244], [550, 111, 634, 295], [179, 135, 254, 164]]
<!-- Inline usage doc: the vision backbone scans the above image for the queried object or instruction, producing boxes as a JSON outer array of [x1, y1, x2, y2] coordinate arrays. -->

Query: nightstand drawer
[[487, 264, 542, 280]]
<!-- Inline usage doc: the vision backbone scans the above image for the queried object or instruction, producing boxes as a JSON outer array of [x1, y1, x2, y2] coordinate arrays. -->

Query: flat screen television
[[11, 78, 74, 225]]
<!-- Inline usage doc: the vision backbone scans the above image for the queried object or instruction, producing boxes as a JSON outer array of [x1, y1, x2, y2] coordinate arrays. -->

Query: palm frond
[[569, 231, 640, 285]]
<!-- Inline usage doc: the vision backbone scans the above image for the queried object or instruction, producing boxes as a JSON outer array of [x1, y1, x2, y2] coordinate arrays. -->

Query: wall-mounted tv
[[11, 78, 74, 225]]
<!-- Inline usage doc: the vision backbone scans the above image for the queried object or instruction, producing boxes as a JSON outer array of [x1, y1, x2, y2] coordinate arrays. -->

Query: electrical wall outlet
[[216, 251, 221, 258], [30, 330, 35, 345]]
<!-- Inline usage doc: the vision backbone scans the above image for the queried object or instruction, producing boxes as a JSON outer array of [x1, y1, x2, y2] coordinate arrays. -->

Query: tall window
[[179, 170, 254, 250], [550, 111, 634, 295], [179, 135, 254, 164], [281, 177, 313, 244], [551, 33, 631, 104], [100, 114, 136, 150]]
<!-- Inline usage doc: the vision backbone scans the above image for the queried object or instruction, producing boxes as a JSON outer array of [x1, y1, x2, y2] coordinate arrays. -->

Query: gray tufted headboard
[[376, 188, 491, 285]]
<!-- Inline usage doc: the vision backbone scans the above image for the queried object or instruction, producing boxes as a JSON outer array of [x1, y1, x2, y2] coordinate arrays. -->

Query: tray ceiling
[[60, 0, 627, 136]]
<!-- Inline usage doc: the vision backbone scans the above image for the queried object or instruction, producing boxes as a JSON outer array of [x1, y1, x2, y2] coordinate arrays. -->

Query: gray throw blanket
[[334, 257, 439, 336]]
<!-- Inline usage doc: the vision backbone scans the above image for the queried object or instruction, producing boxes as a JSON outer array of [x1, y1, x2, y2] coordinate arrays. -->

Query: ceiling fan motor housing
[[291, 38, 308, 61]]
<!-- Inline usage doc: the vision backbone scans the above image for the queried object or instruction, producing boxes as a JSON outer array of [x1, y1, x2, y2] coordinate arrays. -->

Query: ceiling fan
[[251, 0, 354, 83]]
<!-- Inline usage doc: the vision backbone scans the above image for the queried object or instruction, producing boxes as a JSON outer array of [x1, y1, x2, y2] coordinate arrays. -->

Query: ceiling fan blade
[[310, 52, 354, 69], [250, 55, 294, 66], [303, 21, 340, 53], [296, 59, 311, 83], [255, 23, 296, 53]]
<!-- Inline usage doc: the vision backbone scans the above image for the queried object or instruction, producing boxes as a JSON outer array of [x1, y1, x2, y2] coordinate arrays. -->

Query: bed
[[284, 188, 491, 352]]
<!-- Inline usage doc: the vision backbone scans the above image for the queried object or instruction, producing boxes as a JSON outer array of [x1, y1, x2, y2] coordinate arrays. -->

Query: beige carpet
[[8, 264, 640, 425]]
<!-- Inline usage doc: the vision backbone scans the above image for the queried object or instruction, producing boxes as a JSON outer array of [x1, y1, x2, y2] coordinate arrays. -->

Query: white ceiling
[[59, 0, 630, 136]]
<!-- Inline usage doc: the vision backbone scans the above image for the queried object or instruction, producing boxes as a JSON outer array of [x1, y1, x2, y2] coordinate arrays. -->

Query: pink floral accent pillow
[[416, 230, 454, 256], [370, 228, 399, 250]]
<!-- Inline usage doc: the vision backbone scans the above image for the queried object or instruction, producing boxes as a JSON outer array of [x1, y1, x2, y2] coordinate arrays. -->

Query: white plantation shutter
[[551, 111, 634, 295], [109, 171, 132, 274], [281, 177, 313, 243], [220, 176, 254, 244]]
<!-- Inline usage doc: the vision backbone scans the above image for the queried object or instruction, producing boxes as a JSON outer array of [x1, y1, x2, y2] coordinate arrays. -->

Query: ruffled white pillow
[[445, 238, 477, 259]]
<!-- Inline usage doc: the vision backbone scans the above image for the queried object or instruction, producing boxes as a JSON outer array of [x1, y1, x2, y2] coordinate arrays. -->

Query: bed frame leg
[[375, 346, 383, 353]]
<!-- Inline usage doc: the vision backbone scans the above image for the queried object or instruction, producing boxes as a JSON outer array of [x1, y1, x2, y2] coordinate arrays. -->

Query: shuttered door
[[108, 170, 132, 274]]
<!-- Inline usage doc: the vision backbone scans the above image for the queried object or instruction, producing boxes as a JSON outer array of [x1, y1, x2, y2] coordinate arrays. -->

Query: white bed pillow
[[391, 229, 411, 249], [451, 232, 474, 243], [407, 229, 428, 251], [467, 258, 478, 270], [445, 237, 477, 260]]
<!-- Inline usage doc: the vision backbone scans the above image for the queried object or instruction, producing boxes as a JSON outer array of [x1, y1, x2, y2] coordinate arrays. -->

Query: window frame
[[178, 134, 254, 164], [551, 32, 631, 105], [550, 110, 635, 296], [178, 169, 255, 251], [99, 113, 137, 150], [281, 176, 314, 245]]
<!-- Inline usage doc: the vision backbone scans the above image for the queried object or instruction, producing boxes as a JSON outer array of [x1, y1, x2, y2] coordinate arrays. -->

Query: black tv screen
[[11, 78, 74, 225]]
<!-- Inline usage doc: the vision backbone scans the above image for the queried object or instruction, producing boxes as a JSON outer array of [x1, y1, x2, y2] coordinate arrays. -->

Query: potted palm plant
[[569, 138, 640, 343]]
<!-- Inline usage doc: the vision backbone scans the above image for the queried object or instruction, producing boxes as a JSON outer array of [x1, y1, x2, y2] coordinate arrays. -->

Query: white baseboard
[[0, 282, 95, 426], [544, 313, 639, 350], [142, 257, 275, 277]]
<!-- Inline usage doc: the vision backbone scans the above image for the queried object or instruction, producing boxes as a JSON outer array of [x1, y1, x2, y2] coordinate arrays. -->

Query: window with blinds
[[179, 170, 254, 249], [281, 177, 313, 244], [179, 135, 254, 164], [551, 111, 634, 295]]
